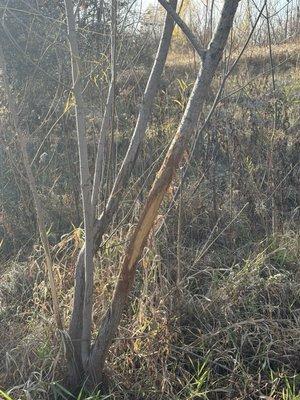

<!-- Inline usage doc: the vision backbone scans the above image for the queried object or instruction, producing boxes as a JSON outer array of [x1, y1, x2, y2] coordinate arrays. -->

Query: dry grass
[[2, 231, 299, 399], [1, 40, 300, 399]]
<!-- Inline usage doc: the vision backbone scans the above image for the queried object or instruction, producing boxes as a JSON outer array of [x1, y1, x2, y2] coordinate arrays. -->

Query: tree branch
[[158, 0, 206, 60], [88, 0, 241, 384], [68, 0, 178, 385], [0, 44, 63, 331], [64, 0, 94, 369]]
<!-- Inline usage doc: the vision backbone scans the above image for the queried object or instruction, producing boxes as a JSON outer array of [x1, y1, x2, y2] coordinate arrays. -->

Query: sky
[[141, 0, 292, 9], [141, 0, 155, 10]]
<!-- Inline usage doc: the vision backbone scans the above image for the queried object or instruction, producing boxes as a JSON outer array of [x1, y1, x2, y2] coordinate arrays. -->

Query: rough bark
[[88, 0, 241, 384]]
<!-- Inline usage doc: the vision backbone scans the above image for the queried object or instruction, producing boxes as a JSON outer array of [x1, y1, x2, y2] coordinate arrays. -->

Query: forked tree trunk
[[67, 0, 178, 387], [87, 0, 241, 385]]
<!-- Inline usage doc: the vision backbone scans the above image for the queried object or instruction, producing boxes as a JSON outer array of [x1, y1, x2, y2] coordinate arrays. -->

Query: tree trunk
[[67, 0, 178, 387], [88, 0, 241, 385], [64, 0, 94, 375]]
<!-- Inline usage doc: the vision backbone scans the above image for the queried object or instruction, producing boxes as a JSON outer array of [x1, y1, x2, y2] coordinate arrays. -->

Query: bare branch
[[68, 0, 178, 384], [158, 0, 206, 59], [0, 44, 63, 331], [88, 0, 241, 384], [64, 0, 94, 368]]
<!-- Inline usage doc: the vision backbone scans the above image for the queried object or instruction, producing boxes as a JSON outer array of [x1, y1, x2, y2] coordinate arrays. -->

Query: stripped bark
[[0, 44, 63, 330], [68, 0, 178, 384], [88, 0, 241, 384]]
